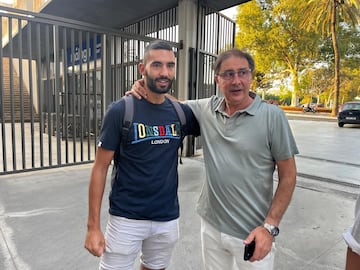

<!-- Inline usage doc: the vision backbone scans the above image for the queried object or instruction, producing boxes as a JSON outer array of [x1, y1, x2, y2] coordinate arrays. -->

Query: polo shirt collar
[[214, 91, 261, 116]]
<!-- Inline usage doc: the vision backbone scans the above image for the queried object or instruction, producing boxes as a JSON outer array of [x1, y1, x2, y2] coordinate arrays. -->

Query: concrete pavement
[[0, 116, 359, 270]]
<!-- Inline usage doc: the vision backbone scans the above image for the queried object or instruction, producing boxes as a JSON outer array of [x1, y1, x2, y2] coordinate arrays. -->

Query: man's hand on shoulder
[[125, 79, 147, 99]]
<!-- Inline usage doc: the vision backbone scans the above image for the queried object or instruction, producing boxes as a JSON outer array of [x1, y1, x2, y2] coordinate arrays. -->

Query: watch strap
[[264, 223, 279, 237]]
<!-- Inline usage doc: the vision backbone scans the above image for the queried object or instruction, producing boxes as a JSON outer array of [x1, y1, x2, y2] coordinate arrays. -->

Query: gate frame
[[0, 5, 235, 174]]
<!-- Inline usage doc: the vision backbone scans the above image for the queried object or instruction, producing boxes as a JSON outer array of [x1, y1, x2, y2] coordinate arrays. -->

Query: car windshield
[[342, 103, 360, 111]]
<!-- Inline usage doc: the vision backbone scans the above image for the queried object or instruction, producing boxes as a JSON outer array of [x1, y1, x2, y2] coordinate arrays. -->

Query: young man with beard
[[84, 40, 199, 270], [130, 48, 298, 270]]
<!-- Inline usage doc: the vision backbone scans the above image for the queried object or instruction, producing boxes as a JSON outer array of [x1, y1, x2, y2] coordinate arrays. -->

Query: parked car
[[337, 101, 360, 127]]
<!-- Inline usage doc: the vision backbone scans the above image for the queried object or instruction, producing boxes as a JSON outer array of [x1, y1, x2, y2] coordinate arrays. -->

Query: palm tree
[[300, 0, 360, 116]]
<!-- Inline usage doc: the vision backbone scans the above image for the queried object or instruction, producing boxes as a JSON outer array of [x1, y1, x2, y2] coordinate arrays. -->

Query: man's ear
[[138, 63, 145, 75], [214, 75, 220, 85]]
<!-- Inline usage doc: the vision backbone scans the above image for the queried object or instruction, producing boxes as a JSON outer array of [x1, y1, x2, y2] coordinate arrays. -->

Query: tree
[[299, 68, 333, 106], [300, 0, 360, 116], [235, 0, 321, 106]]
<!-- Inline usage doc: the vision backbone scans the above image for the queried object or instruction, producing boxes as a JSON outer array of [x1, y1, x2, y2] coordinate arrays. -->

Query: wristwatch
[[264, 223, 279, 237]]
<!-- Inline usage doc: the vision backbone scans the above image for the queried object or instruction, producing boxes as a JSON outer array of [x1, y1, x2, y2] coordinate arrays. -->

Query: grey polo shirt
[[186, 92, 299, 239]]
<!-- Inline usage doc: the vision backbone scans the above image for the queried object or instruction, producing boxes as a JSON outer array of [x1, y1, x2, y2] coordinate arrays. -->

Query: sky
[[220, 6, 238, 20]]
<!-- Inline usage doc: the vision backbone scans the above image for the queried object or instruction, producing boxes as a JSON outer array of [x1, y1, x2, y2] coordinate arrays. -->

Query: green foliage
[[278, 84, 293, 105], [300, 0, 360, 36], [233, 0, 360, 111], [318, 23, 360, 64], [235, 0, 321, 105], [299, 67, 334, 106], [299, 0, 360, 116], [340, 66, 360, 102]]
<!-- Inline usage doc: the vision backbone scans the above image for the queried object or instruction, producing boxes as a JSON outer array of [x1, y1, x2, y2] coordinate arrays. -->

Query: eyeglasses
[[218, 69, 252, 80]]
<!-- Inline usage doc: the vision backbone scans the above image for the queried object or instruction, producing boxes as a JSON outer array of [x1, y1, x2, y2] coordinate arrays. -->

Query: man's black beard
[[146, 76, 173, 94]]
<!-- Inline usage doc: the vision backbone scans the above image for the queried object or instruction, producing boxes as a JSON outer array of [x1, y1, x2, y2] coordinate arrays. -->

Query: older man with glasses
[[130, 48, 298, 270]]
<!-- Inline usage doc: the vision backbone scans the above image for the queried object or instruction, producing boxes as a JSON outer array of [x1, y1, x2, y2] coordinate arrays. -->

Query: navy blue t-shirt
[[98, 97, 199, 221]]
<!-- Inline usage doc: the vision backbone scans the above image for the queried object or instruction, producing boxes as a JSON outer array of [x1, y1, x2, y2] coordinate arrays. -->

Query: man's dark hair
[[143, 40, 174, 63], [214, 48, 255, 75]]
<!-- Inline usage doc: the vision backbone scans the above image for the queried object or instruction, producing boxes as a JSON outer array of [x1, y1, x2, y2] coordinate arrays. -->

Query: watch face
[[271, 227, 279, 236], [264, 223, 279, 237]]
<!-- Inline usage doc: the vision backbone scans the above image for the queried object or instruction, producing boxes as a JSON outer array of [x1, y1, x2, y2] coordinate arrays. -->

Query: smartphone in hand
[[244, 240, 255, 261]]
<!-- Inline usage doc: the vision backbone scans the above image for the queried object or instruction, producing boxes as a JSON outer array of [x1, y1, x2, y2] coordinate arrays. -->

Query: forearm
[[87, 166, 108, 230], [265, 158, 297, 225]]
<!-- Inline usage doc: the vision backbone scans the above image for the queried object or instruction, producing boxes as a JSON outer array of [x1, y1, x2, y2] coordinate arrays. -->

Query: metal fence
[[0, 5, 235, 174], [0, 7, 180, 174]]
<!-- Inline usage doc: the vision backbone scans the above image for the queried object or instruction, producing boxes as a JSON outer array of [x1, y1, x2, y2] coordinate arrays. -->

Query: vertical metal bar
[[70, 29, 77, 162], [218, 16, 223, 50], [131, 39, 138, 88], [148, 18, 151, 36], [213, 13, 217, 54], [0, 16, 6, 172], [121, 37, 125, 98], [125, 38, 129, 94], [113, 35, 116, 100], [101, 34, 106, 133], [159, 13, 162, 39], [216, 13, 220, 54], [140, 21, 144, 36], [162, 10, 167, 40], [170, 8, 174, 42], [27, 22, 36, 168], [232, 17, 236, 47], [203, 11, 208, 52], [100, 34, 106, 151], [206, 10, 210, 52], [44, 24, 52, 166], [200, 7, 206, 51], [8, 17, 17, 170], [117, 36, 121, 100], [223, 16, 232, 50], [53, 24, 61, 165], [194, 4, 202, 100], [133, 39, 138, 84], [174, 7, 178, 42], [62, 27, 69, 163], [18, 18, 26, 169], [166, 10, 169, 41], [78, 31, 84, 161], [36, 22, 44, 167], [92, 33, 98, 155], [86, 31, 91, 160], [101, 34, 109, 119]]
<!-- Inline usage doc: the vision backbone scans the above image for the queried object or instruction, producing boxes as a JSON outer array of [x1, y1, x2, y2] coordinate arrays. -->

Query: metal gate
[[0, 5, 235, 174], [0, 6, 180, 174], [191, 7, 236, 150]]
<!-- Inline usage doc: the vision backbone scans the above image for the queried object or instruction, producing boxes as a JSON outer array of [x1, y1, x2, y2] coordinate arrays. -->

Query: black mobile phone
[[244, 240, 255, 261]]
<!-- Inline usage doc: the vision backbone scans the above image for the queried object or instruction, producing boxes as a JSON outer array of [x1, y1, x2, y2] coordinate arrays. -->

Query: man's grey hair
[[214, 48, 255, 75]]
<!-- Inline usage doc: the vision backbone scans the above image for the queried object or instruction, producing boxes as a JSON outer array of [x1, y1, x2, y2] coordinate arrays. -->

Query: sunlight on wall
[[0, 0, 14, 5], [0, 0, 51, 12]]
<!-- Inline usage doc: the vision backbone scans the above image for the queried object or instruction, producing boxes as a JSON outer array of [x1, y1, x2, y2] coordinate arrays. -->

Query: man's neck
[[225, 96, 254, 116], [145, 88, 166, 104]]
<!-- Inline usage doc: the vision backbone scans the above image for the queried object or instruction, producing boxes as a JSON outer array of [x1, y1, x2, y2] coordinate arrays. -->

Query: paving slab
[[1, 113, 359, 270], [0, 156, 358, 270]]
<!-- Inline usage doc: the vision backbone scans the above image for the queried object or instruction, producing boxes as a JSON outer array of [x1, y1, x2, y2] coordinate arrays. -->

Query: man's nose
[[159, 65, 170, 76], [231, 73, 242, 83]]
